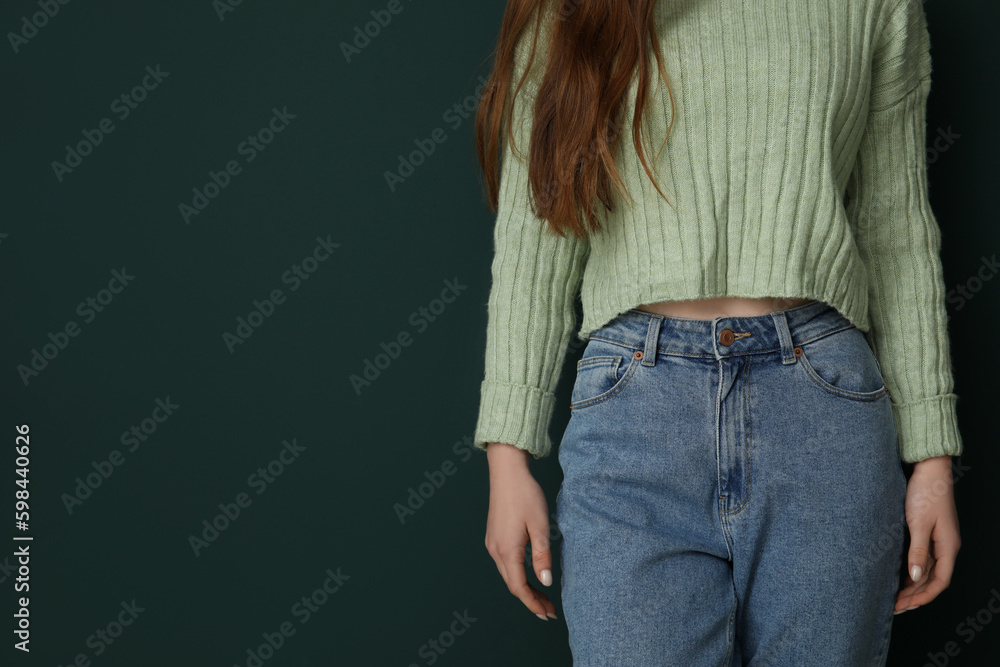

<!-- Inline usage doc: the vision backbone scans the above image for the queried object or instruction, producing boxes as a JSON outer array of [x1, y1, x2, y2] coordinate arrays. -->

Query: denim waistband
[[590, 300, 856, 365]]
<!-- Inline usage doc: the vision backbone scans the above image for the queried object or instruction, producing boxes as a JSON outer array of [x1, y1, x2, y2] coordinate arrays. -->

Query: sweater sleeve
[[846, 0, 963, 463], [473, 18, 591, 460]]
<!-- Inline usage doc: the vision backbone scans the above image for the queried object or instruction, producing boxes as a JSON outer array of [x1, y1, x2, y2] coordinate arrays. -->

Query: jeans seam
[[721, 354, 754, 517], [723, 594, 737, 667], [871, 604, 895, 665], [588, 323, 857, 360], [796, 345, 890, 401], [569, 354, 640, 410]]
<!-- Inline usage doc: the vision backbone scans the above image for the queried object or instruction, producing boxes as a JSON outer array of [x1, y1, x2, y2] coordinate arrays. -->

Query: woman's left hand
[[895, 454, 961, 614]]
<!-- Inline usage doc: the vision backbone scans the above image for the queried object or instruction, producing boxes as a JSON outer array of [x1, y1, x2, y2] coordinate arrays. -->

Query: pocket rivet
[[634, 350, 643, 360], [794, 346, 803, 357]]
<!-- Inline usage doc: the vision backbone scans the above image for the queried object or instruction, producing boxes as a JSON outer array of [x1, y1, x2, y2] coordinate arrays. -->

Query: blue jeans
[[556, 300, 906, 666]]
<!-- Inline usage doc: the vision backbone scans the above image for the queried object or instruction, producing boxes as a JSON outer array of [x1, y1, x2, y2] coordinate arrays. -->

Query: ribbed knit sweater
[[474, 0, 963, 464]]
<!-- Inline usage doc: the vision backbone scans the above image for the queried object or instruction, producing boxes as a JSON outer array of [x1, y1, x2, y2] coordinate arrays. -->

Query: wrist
[[910, 454, 953, 482], [486, 442, 532, 471], [912, 454, 951, 468]]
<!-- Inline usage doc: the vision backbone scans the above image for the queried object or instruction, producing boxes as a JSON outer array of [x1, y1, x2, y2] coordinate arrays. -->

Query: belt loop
[[770, 310, 797, 365], [642, 315, 661, 367]]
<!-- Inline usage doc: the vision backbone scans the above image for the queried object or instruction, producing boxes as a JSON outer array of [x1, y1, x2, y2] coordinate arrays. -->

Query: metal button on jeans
[[719, 329, 735, 346]]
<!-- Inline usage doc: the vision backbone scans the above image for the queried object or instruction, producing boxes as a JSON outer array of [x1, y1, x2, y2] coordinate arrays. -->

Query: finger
[[501, 549, 548, 619], [906, 532, 960, 608], [521, 553, 556, 615], [895, 548, 936, 612], [896, 564, 934, 611], [905, 518, 933, 586], [525, 582, 555, 618], [494, 552, 509, 587], [898, 551, 935, 592], [905, 563, 948, 609], [527, 522, 558, 618], [528, 520, 553, 587], [524, 550, 557, 618]]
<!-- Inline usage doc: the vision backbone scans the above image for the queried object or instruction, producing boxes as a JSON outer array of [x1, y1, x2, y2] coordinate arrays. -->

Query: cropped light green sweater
[[474, 0, 963, 464]]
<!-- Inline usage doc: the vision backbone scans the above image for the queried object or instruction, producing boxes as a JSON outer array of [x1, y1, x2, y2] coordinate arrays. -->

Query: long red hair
[[474, 0, 675, 239]]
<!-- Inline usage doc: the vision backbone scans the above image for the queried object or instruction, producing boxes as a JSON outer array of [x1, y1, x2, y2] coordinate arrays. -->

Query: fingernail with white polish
[[911, 565, 922, 582], [540, 569, 552, 586], [535, 613, 548, 621]]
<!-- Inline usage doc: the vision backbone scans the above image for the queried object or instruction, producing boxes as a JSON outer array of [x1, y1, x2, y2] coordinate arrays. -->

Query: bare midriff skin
[[634, 295, 814, 320]]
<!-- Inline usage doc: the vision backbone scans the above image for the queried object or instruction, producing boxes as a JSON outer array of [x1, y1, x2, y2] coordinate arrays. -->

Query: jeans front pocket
[[795, 326, 889, 402], [569, 339, 641, 410]]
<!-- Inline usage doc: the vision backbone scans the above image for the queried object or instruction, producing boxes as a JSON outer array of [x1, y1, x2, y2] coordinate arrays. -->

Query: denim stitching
[[721, 354, 754, 517], [569, 354, 641, 410], [796, 343, 890, 402], [576, 355, 621, 371], [587, 323, 859, 359], [723, 594, 737, 667]]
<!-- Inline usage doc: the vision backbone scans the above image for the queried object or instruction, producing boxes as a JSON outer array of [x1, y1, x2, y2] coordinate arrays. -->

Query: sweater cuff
[[892, 394, 963, 463], [474, 380, 558, 459]]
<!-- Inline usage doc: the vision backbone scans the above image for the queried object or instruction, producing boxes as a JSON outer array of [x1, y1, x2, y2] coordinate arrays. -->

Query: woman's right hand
[[484, 442, 559, 621]]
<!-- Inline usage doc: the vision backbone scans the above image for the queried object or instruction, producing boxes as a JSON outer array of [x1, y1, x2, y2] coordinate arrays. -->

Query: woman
[[473, 0, 962, 663]]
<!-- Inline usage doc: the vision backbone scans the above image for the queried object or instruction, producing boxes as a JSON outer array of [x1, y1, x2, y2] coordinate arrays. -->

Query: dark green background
[[0, 1, 995, 665]]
